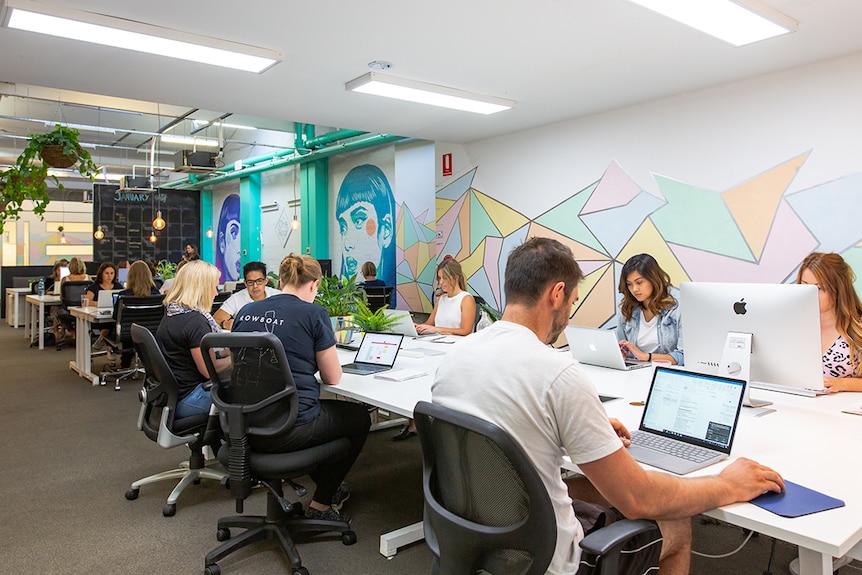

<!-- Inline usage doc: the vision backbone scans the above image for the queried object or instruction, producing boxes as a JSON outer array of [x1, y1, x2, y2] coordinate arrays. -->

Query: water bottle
[[37, 278, 45, 297]]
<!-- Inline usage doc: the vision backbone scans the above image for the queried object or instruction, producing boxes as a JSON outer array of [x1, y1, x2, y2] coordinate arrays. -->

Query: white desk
[[6, 287, 30, 328], [24, 294, 62, 349], [69, 306, 115, 385]]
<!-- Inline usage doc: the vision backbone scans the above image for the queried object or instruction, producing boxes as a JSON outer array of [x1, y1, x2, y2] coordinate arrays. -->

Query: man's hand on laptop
[[719, 457, 785, 499], [609, 418, 631, 447]]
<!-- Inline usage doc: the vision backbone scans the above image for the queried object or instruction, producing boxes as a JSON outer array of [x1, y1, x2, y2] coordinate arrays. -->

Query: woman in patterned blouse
[[797, 252, 862, 391]]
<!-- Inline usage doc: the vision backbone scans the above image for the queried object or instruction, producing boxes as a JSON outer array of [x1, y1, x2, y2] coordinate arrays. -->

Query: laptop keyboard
[[631, 431, 715, 463]]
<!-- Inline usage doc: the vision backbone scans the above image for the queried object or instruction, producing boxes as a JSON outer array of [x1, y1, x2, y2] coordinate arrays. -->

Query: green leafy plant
[[1, 125, 100, 233], [314, 274, 366, 317], [267, 271, 279, 289], [350, 300, 400, 333], [477, 300, 501, 322], [156, 260, 178, 280]]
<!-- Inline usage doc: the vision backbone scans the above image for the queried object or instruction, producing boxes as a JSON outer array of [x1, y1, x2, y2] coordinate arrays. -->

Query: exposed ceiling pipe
[[164, 134, 407, 191]]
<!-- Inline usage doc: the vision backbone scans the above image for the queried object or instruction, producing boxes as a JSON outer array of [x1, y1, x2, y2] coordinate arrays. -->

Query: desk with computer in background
[[327, 338, 862, 574], [69, 305, 114, 385], [24, 293, 61, 349]]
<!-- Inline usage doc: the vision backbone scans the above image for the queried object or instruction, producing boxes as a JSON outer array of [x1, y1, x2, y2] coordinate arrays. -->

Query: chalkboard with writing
[[93, 183, 200, 264]]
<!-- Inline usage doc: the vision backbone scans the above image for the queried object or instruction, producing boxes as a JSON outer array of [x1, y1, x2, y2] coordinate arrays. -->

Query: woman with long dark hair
[[615, 254, 683, 365]]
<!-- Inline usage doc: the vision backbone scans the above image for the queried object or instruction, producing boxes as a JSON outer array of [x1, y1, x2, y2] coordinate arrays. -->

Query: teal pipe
[[170, 134, 407, 191], [304, 129, 367, 150], [160, 146, 297, 189]]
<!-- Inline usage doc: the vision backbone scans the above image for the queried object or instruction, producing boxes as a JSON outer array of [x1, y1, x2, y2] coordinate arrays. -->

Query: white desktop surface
[[326, 340, 862, 573], [69, 306, 114, 385], [24, 293, 61, 350], [6, 287, 30, 328]]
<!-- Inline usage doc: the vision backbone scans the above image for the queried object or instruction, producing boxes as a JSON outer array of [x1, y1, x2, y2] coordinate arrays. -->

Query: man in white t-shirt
[[432, 237, 784, 575], [213, 261, 280, 330]]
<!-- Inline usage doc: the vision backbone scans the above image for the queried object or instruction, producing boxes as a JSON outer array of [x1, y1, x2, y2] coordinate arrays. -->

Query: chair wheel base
[[204, 564, 221, 575], [292, 568, 309, 575], [163, 503, 176, 517], [341, 531, 357, 545], [125, 488, 139, 500], [216, 528, 231, 541]]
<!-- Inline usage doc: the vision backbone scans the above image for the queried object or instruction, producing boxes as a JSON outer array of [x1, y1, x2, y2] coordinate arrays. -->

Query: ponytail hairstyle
[[279, 253, 322, 288]]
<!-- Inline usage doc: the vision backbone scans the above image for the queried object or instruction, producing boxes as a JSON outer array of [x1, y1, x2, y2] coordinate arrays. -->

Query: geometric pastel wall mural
[[436, 154, 862, 328], [395, 200, 438, 312]]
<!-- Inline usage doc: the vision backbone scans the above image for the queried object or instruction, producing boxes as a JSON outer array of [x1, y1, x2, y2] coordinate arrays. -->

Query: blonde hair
[[797, 252, 862, 375], [68, 257, 86, 275], [164, 260, 219, 312], [279, 254, 322, 288], [437, 258, 467, 291], [361, 261, 377, 278], [126, 260, 155, 297]]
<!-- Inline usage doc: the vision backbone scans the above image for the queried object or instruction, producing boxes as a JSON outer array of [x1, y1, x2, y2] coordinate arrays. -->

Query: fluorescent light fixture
[[625, 0, 797, 46], [346, 72, 515, 115], [192, 120, 256, 131], [160, 134, 219, 147], [45, 121, 116, 134], [2, 0, 282, 73]]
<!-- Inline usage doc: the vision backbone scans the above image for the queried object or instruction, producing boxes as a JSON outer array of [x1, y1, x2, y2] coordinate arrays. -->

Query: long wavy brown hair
[[618, 254, 676, 322], [797, 252, 862, 375]]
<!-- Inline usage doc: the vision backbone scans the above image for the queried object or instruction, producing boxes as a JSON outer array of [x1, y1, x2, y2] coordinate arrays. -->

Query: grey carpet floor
[[0, 322, 838, 575]]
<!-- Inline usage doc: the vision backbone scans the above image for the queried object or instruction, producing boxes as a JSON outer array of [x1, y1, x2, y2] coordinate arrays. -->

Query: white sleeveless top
[[436, 291, 471, 329]]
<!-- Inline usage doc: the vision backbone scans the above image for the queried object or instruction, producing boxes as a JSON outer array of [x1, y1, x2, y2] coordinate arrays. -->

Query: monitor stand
[[718, 332, 772, 409]]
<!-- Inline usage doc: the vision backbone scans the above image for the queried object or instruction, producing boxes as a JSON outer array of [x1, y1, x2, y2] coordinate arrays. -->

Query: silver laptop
[[382, 309, 438, 338], [342, 332, 404, 375], [627, 367, 746, 475], [97, 289, 122, 309], [565, 326, 651, 370]]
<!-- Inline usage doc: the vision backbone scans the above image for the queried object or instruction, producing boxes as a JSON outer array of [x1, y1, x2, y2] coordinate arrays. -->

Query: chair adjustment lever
[[260, 481, 294, 514], [285, 478, 307, 497]]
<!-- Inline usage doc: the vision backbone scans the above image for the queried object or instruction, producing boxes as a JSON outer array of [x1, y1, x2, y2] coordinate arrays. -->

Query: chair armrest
[[579, 519, 660, 556]]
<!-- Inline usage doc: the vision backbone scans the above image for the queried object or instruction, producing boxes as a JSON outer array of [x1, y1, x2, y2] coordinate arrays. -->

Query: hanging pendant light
[[291, 214, 299, 230], [149, 231, 157, 243], [94, 226, 105, 240], [206, 226, 214, 238], [153, 210, 166, 230], [58, 225, 66, 244]]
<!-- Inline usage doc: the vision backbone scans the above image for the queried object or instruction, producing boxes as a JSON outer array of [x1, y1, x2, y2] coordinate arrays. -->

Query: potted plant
[[156, 260, 178, 280], [314, 274, 366, 344], [350, 300, 400, 334], [1, 125, 100, 233]]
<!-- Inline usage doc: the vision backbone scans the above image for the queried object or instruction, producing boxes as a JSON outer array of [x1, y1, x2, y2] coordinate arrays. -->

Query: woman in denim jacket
[[615, 254, 684, 365]]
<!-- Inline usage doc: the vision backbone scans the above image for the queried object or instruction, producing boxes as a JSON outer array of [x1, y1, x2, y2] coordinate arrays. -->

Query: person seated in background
[[414, 257, 476, 336], [433, 237, 783, 575], [212, 261, 280, 331], [182, 243, 201, 263], [87, 262, 124, 351], [44, 258, 69, 293], [156, 260, 230, 418], [116, 259, 130, 269], [61, 257, 89, 286], [359, 261, 386, 288], [615, 253, 684, 365], [52, 257, 85, 342], [109, 260, 162, 368], [159, 259, 187, 295], [232, 254, 370, 522], [797, 252, 862, 392]]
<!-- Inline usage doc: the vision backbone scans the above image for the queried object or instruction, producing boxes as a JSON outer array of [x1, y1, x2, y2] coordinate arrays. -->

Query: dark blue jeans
[[255, 399, 371, 506]]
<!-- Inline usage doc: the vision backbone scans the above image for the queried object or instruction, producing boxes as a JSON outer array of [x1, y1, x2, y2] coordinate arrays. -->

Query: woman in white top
[[212, 261, 281, 330], [396, 258, 476, 441], [415, 257, 476, 336]]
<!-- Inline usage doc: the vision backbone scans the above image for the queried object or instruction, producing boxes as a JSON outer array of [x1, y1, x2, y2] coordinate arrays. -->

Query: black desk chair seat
[[100, 295, 164, 390], [126, 324, 226, 517], [200, 332, 356, 575], [363, 285, 394, 312], [55, 280, 92, 350], [414, 400, 660, 575]]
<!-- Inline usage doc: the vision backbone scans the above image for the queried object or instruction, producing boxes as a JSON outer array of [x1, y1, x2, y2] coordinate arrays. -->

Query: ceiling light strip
[[625, 0, 798, 46], [346, 72, 515, 115], [3, 0, 282, 73]]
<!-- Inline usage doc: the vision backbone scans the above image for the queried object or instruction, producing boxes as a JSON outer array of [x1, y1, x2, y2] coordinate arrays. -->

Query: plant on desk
[[315, 274, 366, 344], [350, 300, 399, 334], [156, 260, 177, 279]]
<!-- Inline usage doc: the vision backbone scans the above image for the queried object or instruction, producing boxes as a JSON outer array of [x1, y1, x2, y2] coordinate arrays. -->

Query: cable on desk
[[692, 529, 754, 559]]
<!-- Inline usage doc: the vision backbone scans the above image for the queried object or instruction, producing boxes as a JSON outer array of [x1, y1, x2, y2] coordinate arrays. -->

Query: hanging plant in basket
[[0, 125, 100, 233]]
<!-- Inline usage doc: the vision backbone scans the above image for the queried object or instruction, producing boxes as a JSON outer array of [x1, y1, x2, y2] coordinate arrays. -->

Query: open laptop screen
[[640, 368, 745, 454], [354, 332, 403, 367]]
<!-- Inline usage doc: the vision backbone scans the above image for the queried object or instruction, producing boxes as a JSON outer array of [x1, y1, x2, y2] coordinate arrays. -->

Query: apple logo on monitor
[[733, 298, 747, 315]]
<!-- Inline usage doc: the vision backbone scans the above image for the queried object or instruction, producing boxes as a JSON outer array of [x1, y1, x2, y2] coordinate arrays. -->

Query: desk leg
[[69, 316, 99, 385], [379, 521, 425, 558], [797, 548, 831, 575], [38, 301, 45, 350], [25, 302, 32, 341]]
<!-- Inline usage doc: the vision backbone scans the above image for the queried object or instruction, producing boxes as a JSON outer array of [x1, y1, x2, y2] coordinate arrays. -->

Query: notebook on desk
[[564, 326, 651, 370], [341, 332, 404, 375], [626, 366, 746, 475]]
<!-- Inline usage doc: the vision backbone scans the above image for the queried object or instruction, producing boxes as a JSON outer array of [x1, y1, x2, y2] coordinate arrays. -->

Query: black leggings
[[255, 400, 371, 505]]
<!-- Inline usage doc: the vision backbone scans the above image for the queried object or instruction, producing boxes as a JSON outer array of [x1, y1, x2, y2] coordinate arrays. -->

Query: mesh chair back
[[131, 323, 184, 440], [60, 280, 92, 307], [363, 286, 394, 312], [211, 292, 231, 314], [414, 401, 556, 575], [116, 295, 165, 346]]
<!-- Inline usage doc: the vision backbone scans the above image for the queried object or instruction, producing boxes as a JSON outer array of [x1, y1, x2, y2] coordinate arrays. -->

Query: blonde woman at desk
[[615, 254, 683, 365], [396, 257, 476, 441], [797, 252, 862, 392]]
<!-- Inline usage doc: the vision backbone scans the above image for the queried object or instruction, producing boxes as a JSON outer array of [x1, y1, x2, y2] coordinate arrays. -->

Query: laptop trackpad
[[627, 445, 711, 475]]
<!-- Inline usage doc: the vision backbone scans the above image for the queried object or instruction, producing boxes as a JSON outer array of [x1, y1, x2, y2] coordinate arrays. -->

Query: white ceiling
[[1, 0, 861, 178]]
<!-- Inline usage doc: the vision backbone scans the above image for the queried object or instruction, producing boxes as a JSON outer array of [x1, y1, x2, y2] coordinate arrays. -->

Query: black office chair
[[413, 401, 660, 575], [363, 285, 394, 312], [200, 332, 357, 575], [100, 295, 165, 390], [211, 292, 231, 315], [55, 280, 92, 350], [125, 324, 227, 517]]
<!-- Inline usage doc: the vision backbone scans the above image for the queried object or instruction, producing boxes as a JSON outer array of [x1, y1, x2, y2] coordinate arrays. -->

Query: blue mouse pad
[[751, 480, 844, 518]]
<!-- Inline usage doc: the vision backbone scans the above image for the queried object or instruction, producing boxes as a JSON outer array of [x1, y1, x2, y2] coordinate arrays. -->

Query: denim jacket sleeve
[[657, 291, 684, 366]]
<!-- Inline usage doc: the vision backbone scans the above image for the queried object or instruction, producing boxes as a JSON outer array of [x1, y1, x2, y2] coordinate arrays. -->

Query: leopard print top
[[823, 334, 860, 378]]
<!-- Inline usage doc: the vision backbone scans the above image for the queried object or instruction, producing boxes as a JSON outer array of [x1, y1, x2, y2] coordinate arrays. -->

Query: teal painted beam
[[200, 189, 214, 263], [239, 173, 262, 265], [301, 159, 329, 260]]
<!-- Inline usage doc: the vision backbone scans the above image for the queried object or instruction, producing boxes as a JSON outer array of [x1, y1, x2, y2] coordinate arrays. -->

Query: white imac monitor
[[681, 282, 823, 398]]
